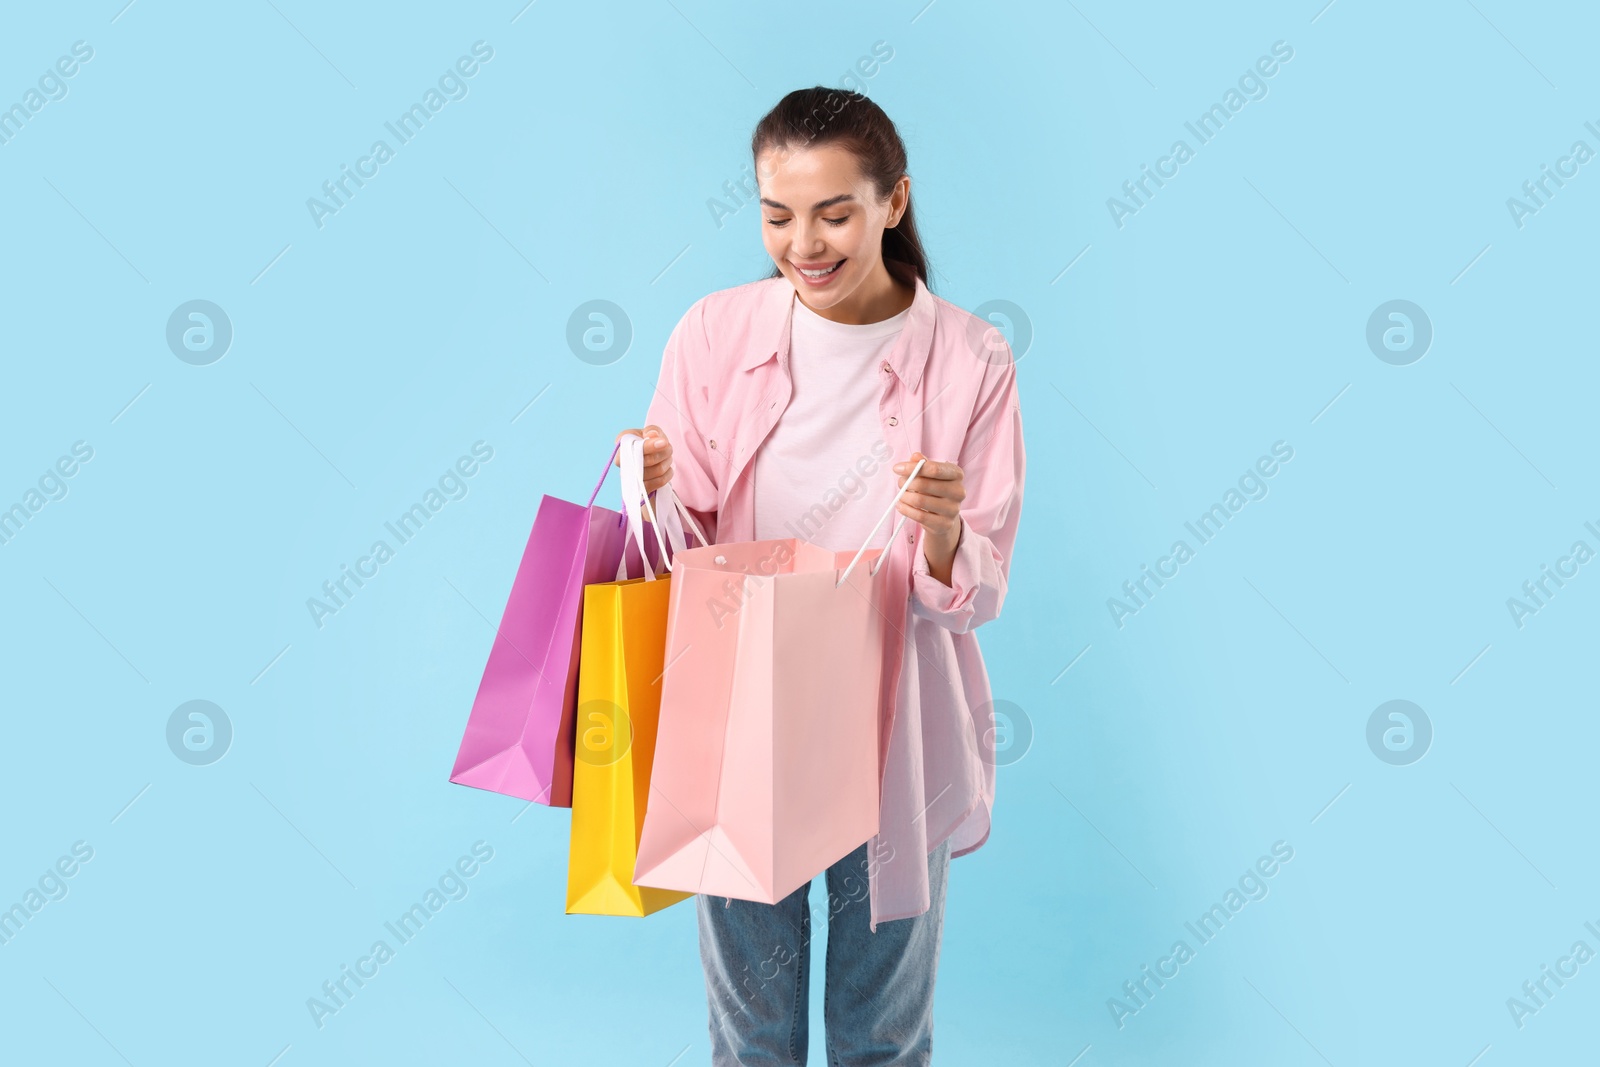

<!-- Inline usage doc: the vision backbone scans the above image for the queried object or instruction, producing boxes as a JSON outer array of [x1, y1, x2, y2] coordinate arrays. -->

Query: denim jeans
[[695, 837, 952, 1066]]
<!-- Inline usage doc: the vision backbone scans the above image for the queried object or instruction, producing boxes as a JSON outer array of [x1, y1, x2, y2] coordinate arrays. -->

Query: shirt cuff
[[910, 520, 982, 623]]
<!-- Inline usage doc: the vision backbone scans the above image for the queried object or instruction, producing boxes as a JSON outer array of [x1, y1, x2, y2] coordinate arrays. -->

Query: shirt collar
[[739, 270, 936, 392]]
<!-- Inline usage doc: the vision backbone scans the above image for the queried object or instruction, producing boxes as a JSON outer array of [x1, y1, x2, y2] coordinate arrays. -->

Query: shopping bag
[[449, 441, 663, 807], [567, 437, 707, 916], [632, 461, 927, 904]]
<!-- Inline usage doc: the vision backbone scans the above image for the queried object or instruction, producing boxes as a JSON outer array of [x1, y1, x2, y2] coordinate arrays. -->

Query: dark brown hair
[[751, 87, 931, 289]]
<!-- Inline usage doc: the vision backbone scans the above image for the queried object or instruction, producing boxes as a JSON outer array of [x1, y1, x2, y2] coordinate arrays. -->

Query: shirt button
[[881, 361, 892, 373], [888, 416, 898, 426], [709, 439, 717, 449]]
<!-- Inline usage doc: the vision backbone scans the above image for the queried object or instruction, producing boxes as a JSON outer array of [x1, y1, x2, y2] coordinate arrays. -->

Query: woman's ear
[[887, 174, 911, 228]]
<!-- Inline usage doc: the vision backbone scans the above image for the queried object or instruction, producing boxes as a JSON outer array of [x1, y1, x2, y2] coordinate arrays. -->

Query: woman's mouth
[[793, 259, 845, 286]]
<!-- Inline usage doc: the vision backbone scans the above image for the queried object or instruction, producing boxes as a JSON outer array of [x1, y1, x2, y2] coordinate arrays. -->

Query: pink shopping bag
[[632, 461, 927, 903], [450, 441, 664, 807]]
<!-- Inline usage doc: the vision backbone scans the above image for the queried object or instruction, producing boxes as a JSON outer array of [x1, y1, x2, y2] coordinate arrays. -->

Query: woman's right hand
[[616, 425, 674, 494]]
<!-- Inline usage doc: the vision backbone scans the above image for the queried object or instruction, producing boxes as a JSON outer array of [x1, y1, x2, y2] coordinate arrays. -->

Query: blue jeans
[[695, 837, 951, 1066]]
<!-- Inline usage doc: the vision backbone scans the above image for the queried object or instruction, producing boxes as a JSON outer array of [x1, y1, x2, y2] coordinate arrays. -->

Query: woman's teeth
[[799, 261, 842, 278]]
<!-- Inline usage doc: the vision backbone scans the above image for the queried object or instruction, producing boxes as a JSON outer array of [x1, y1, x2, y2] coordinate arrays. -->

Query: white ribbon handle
[[616, 433, 672, 582], [836, 457, 926, 589], [650, 480, 712, 568]]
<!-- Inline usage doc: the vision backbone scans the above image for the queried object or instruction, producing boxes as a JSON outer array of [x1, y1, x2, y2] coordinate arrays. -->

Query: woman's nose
[[793, 220, 827, 254]]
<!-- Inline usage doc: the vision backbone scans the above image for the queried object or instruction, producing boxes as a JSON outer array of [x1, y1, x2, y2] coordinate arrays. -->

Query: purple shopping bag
[[450, 442, 663, 806]]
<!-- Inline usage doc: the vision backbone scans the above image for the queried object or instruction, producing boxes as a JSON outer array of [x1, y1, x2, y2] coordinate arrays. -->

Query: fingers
[[644, 464, 674, 494], [640, 425, 673, 492], [618, 426, 673, 471], [895, 497, 961, 540], [896, 473, 965, 506], [893, 452, 961, 481], [895, 489, 960, 518], [642, 425, 670, 456], [617, 425, 668, 445], [615, 427, 675, 495], [642, 439, 672, 480], [890, 453, 965, 518]]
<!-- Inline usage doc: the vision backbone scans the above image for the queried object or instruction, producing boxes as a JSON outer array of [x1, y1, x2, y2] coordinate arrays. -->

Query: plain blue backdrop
[[2, 1, 1596, 1064]]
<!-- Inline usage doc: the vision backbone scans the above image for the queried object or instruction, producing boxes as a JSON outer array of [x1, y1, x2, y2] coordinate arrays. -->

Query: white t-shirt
[[751, 296, 911, 554]]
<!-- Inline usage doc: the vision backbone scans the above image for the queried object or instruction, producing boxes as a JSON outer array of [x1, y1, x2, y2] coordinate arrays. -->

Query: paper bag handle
[[650, 482, 711, 569], [616, 433, 672, 582], [589, 440, 622, 509], [835, 457, 926, 589]]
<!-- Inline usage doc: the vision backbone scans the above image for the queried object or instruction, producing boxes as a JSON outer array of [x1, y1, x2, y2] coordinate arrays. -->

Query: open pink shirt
[[644, 272, 1026, 930]]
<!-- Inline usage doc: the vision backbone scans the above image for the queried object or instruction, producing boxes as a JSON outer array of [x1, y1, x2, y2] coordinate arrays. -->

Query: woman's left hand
[[892, 452, 965, 582]]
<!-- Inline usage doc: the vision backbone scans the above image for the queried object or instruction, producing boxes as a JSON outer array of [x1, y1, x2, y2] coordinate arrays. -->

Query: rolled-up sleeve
[[643, 299, 721, 545], [909, 350, 1025, 634]]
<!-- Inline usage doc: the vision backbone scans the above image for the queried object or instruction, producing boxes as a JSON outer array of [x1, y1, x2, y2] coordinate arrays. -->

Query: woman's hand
[[892, 452, 965, 585], [615, 426, 674, 524]]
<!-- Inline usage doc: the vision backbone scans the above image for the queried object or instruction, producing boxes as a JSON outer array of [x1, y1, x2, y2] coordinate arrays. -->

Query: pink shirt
[[751, 297, 910, 552], [645, 272, 1026, 931]]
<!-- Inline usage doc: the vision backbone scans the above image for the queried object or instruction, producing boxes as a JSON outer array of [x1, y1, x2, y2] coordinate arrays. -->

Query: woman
[[618, 86, 1025, 1065]]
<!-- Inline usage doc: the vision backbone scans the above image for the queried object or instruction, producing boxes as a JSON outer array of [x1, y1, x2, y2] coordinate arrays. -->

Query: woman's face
[[756, 142, 909, 317]]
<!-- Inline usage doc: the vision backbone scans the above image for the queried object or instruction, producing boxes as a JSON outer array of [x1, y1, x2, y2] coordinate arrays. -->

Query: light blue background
[[2, 1, 1595, 1064]]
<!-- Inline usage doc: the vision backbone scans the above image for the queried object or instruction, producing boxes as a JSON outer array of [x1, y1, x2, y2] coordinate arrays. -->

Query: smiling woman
[[619, 85, 1027, 1066], [751, 89, 930, 324]]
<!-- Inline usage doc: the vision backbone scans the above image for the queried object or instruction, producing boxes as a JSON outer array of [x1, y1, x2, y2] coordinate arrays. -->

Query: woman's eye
[[764, 215, 846, 227]]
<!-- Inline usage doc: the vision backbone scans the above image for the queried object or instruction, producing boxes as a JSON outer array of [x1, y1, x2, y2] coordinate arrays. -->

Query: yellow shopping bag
[[565, 442, 704, 917], [566, 573, 694, 916]]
